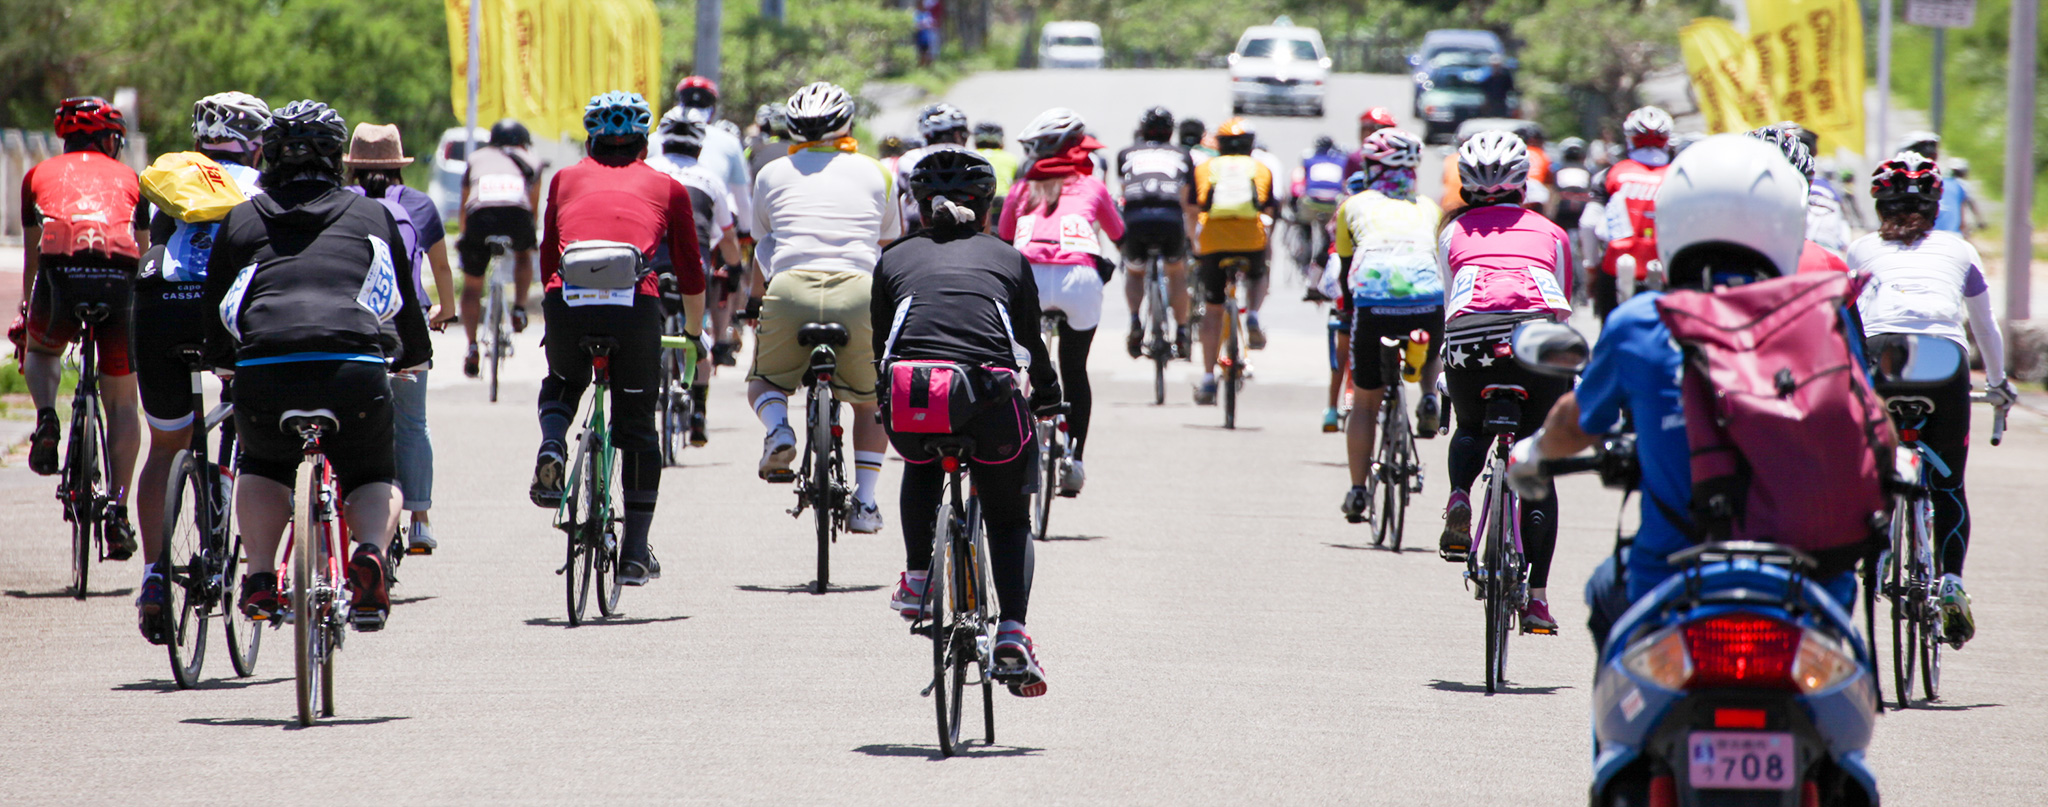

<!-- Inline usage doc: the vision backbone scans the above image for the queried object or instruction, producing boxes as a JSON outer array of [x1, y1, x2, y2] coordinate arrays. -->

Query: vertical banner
[[1680, 18, 1781, 134], [446, 0, 663, 141], [1746, 0, 1866, 158]]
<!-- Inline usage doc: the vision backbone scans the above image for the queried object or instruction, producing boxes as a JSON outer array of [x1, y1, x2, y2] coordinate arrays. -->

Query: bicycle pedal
[[406, 545, 433, 556], [349, 611, 387, 632], [1523, 626, 1557, 636], [763, 469, 797, 484], [1440, 549, 1470, 563]]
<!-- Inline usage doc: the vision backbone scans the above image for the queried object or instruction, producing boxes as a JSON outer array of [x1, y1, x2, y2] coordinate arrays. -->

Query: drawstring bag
[[140, 152, 247, 224]]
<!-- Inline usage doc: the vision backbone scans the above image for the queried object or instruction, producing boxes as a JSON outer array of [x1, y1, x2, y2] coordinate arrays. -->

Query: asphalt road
[[4, 70, 2047, 805]]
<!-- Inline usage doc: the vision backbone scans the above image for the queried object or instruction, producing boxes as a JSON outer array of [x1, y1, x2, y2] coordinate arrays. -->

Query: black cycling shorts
[[1197, 251, 1268, 305], [1350, 307, 1444, 391], [1120, 210, 1188, 262], [25, 261, 134, 375], [232, 360, 397, 497], [457, 207, 538, 277], [131, 288, 210, 430]]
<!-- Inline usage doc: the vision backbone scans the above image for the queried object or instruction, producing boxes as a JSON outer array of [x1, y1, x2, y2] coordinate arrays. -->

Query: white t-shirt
[[753, 147, 902, 278], [1846, 230, 1987, 347], [648, 152, 736, 243], [666, 109, 753, 230]]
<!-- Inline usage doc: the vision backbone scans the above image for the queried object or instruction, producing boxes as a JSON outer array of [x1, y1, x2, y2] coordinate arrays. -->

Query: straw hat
[[343, 123, 413, 168]]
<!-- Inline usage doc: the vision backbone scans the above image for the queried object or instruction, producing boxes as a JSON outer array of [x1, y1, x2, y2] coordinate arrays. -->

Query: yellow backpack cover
[[140, 152, 248, 223]]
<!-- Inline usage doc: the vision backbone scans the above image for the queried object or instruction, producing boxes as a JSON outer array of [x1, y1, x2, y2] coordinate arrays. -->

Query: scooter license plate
[[1687, 731, 1796, 790]]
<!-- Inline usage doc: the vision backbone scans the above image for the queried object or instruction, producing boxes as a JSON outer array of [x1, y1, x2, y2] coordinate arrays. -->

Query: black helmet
[[972, 120, 1003, 148], [1138, 106, 1174, 141], [1177, 118, 1205, 148], [262, 99, 348, 175], [1312, 135, 1336, 154], [907, 148, 998, 229], [489, 118, 531, 148]]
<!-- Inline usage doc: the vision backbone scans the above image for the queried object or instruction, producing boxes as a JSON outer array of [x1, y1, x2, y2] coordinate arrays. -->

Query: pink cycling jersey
[[1437, 204, 1573, 321], [997, 175, 1125, 267]]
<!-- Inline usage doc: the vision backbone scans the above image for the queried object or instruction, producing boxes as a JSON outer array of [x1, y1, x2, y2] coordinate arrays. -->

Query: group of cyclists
[[6, 75, 2022, 719]]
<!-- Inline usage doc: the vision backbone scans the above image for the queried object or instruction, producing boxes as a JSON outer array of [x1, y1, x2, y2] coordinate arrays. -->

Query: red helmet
[[1359, 107, 1396, 133], [675, 76, 720, 109], [1870, 152, 1942, 203], [54, 96, 126, 139]]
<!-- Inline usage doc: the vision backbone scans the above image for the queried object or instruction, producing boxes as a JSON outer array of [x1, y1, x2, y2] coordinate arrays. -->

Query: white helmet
[[785, 82, 855, 142], [192, 91, 272, 144], [1623, 106, 1674, 149], [1360, 128, 1423, 169], [1896, 130, 1940, 157], [1018, 107, 1086, 157], [1654, 134, 1808, 287], [1456, 130, 1530, 197], [916, 102, 968, 140]]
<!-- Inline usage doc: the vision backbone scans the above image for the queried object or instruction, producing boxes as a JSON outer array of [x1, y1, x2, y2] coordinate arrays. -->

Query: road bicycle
[[1360, 332, 1428, 552], [657, 305, 700, 466], [278, 408, 374, 726], [1137, 251, 1175, 405], [480, 235, 515, 403], [1214, 256, 1251, 429], [550, 336, 656, 626], [157, 345, 259, 687], [55, 303, 118, 600], [780, 322, 852, 594], [1030, 313, 1075, 542], [915, 436, 1000, 758], [1462, 382, 1549, 694]]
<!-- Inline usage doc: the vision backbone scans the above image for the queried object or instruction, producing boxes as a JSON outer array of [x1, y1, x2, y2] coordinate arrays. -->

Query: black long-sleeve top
[[869, 229, 1056, 391]]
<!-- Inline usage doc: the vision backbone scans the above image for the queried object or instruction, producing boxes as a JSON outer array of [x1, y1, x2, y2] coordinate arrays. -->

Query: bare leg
[[24, 347, 61, 409], [1122, 259, 1146, 313], [1200, 302, 1225, 373], [851, 402, 886, 455], [1165, 258, 1191, 323], [1327, 332, 1350, 411], [512, 250, 534, 309], [1346, 387, 1387, 486], [136, 423, 194, 566], [460, 275, 483, 345], [343, 482, 403, 555], [236, 475, 292, 576], [100, 374, 141, 506]]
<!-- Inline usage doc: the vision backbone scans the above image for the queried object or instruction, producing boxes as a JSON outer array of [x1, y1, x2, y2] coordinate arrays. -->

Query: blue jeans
[[392, 369, 433, 511]]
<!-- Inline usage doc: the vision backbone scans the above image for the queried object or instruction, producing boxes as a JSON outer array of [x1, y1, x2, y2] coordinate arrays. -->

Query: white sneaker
[[407, 520, 437, 554], [1939, 573, 1975, 647], [1058, 459, 1085, 497], [890, 571, 929, 620], [848, 500, 885, 534], [759, 424, 797, 482]]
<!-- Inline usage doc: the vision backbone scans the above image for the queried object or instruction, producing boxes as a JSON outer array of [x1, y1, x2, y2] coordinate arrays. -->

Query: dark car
[[1409, 30, 1517, 144]]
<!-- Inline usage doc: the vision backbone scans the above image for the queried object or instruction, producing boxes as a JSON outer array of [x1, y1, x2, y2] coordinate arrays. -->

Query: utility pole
[[1931, 28, 1945, 134], [2003, 0, 2038, 321], [695, 0, 724, 86], [465, 0, 480, 160], [1875, 0, 1892, 157]]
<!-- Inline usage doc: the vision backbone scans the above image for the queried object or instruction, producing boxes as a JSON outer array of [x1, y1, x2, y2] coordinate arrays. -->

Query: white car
[[1229, 19, 1330, 118], [429, 127, 487, 223], [1039, 21, 1105, 69]]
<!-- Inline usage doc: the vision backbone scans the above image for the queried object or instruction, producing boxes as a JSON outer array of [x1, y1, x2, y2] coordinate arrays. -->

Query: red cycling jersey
[[23, 151, 142, 261], [539, 155, 705, 296], [1598, 158, 1666, 280]]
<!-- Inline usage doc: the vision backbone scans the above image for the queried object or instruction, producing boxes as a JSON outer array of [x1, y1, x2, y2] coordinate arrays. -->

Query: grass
[[0, 357, 80, 421]]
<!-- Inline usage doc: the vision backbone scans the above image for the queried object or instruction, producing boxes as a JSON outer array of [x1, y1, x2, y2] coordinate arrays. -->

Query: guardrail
[[2, 129, 149, 244]]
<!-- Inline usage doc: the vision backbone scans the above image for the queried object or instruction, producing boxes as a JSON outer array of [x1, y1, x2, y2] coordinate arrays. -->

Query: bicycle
[[551, 336, 671, 626], [1214, 257, 1250, 429], [1361, 332, 1428, 552], [277, 408, 373, 726], [480, 235, 515, 403], [1030, 313, 1075, 542], [914, 436, 999, 758], [779, 322, 852, 594], [54, 303, 117, 600], [157, 345, 260, 687], [1461, 382, 1546, 694], [657, 304, 700, 466], [1137, 251, 1174, 405]]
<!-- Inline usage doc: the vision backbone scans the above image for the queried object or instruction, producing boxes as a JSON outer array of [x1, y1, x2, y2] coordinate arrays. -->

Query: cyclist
[[1292, 135, 1348, 285], [1341, 107, 1399, 178], [1549, 137, 1598, 299], [996, 107, 1122, 497], [1744, 125, 1850, 274], [1335, 129, 1443, 523], [749, 82, 898, 533], [1190, 117, 1278, 405], [202, 100, 432, 629], [1502, 134, 1853, 645], [455, 118, 540, 377], [1896, 133, 1984, 236], [896, 102, 973, 230], [673, 77, 753, 236], [1435, 130, 1573, 633], [1583, 106, 1674, 320], [650, 109, 746, 445], [1178, 118, 1216, 166], [1770, 122, 1854, 253], [1845, 151, 2013, 645], [872, 149, 1062, 697], [13, 97, 148, 565], [528, 92, 706, 586], [973, 121, 1018, 216], [1114, 105, 1197, 361], [747, 104, 792, 180]]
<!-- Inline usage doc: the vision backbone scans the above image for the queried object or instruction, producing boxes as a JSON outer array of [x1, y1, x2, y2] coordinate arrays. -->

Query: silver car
[[1229, 20, 1330, 118]]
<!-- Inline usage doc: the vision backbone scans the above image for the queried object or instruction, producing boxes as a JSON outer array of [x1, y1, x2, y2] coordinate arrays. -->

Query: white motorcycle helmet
[[1654, 134, 1808, 288]]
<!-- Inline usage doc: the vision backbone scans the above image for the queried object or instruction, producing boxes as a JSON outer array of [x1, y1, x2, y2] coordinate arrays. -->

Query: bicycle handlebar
[[1969, 392, 2010, 446]]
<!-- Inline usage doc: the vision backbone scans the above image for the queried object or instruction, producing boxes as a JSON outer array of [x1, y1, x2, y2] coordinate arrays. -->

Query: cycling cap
[[1655, 134, 1807, 286], [1745, 124, 1814, 182], [54, 96, 126, 139], [489, 118, 532, 148], [583, 91, 652, 137], [1557, 136, 1587, 162], [1019, 107, 1087, 156], [1360, 128, 1422, 169], [192, 92, 270, 144], [1870, 151, 1942, 203], [785, 82, 855, 142], [1138, 106, 1175, 138], [1623, 106, 1673, 149], [973, 120, 1004, 146], [657, 106, 704, 150], [1313, 135, 1336, 154], [917, 102, 968, 140], [263, 99, 347, 170], [1359, 107, 1397, 132], [1456, 130, 1529, 196]]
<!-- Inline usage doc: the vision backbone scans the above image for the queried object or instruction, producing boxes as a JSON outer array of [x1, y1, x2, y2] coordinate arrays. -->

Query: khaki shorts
[[749, 269, 877, 402]]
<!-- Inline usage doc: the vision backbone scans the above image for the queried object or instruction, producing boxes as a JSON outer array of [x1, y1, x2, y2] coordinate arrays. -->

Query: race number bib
[[475, 174, 526, 206], [1058, 214, 1102, 257], [562, 284, 635, 307]]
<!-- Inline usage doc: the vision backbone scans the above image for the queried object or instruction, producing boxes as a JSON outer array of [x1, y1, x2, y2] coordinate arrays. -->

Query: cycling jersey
[[1591, 153, 1669, 279], [1438, 204, 1572, 321], [1333, 190, 1442, 309], [1114, 141, 1195, 212], [1805, 183, 1853, 252], [539, 155, 706, 298], [1847, 231, 2005, 382], [872, 230, 1055, 384], [1193, 155, 1273, 254], [22, 151, 145, 261], [1934, 178, 1972, 233], [996, 176, 1124, 267], [649, 151, 736, 266], [697, 122, 754, 229], [977, 147, 1019, 199], [1298, 151, 1348, 208], [463, 145, 538, 214], [752, 144, 900, 278]]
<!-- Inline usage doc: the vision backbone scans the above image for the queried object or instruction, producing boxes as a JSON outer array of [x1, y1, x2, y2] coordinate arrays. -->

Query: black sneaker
[[104, 504, 138, 561], [28, 409, 60, 476], [240, 572, 283, 621], [1125, 316, 1144, 358], [619, 554, 661, 586], [689, 411, 708, 447], [1341, 485, 1370, 525], [136, 573, 172, 645], [347, 544, 390, 631], [530, 442, 565, 508], [1174, 327, 1192, 361], [463, 344, 481, 378], [1415, 394, 1441, 438]]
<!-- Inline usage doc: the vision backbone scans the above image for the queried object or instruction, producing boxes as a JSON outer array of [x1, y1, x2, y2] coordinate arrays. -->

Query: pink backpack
[[1655, 272, 1898, 574]]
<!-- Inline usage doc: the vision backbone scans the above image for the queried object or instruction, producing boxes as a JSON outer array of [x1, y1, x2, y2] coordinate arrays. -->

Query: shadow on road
[[735, 583, 886, 595], [181, 715, 410, 730], [1896, 701, 2003, 712], [389, 595, 436, 606], [6, 587, 134, 599], [1428, 679, 1571, 696], [1181, 424, 1266, 432], [852, 742, 1044, 760], [1039, 534, 1105, 542], [1302, 460, 1349, 468], [115, 676, 289, 693], [522, 615, 692, 627], [1324, 542, 1411, 553]]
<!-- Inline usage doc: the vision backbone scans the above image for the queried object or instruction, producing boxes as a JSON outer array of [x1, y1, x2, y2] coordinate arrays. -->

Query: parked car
[[1409, 29, 1517, 143], [1229, 18, 1330, 118], [1039, 21, 1106, 69], [429, 127, 486, 223]]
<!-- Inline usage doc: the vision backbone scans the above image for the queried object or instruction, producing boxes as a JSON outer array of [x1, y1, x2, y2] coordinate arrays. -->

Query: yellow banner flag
[[1746, 0, 1866, 158], [445, 0, 664, 141], [1681, 18, 1781, 134]]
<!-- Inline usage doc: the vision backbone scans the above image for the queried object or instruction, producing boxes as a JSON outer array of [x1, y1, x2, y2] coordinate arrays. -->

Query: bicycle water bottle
[[1402, 329, 1430, 383]]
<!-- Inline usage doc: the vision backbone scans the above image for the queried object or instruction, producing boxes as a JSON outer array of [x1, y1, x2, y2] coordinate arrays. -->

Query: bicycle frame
[[921, 450, 998, 757], [281, 424, 348, 725], [483, 238, 513, 403], [1881, 398, 1947, 708], [59, 310, 112, 599], [788, 341, 847, 594], [554, 346, 618, 625]]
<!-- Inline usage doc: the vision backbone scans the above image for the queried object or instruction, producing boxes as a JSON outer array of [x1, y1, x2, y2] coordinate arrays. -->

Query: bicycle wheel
[[487, 279, 505, 403], [1917, 500, 1941, 702], [291, 460, 321, 726], [968, 497, 997, 745], [810, 388, 837, 594], [595, 445, 623, 618], [1377, 411, 1409, 553], [929, 501, 962, 757], [563, 435, 594, 627], [164, 452, 210, 688], [1887, 501, 1914, 709], [221, 526, 260, 677], [657, 356, 680, 466], [68, 392, 101, 600], [1031, 423, 1056, 542], [1482, 484, 1512, 693], [1221, 309, 1240, 429], [1149, 260, 1169, 405]]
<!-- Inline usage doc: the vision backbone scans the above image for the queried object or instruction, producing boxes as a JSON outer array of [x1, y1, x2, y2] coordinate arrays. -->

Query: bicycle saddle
[[798, 322, 850, 348], [921, 435, 977, 458], [484, 234, 515, 252], [1480, 384, 1528, 400], [579, 336, 619, 356], [279, 408, 340, 435], [72, 302, 112, 323]]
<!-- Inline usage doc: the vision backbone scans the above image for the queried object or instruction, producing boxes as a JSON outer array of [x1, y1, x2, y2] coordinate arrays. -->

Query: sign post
[[1906, 0, 1977, 136]]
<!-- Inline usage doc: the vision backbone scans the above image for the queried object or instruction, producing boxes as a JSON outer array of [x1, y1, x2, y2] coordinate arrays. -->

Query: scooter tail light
[[1792, 629, 1861, 693], [1620, 626, 1692, 690], [1683, 614, 1801, 690]]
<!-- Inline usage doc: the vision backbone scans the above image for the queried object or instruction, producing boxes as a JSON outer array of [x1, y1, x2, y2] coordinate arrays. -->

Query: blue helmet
[[1343, 171, 1367, 195], [583, 91, 652, 137]]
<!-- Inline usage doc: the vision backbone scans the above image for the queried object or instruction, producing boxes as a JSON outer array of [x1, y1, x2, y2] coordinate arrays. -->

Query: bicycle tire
[[222, 526, 260, 677], [487, 280, 504, 403], [930, 503, 961, 757], [164, 452, 210, 688], [596, 447, 622, 617], [1150, 258, 1169, 405], [1483, 480, 1511, 694], [1887, 501, 1914, 709], [68, 389, 100, 600], [1389, 404, 1414, 553], [657, 356, 680, 466], [291, 459, 321, 726], [1222, 308, 1240, 429], [1918, 500, 1941, 702], [1031, 423, 1057, 542], [811, 386, 836, 594], [563, 434, 594, 627], [969, 497, 997, 745]]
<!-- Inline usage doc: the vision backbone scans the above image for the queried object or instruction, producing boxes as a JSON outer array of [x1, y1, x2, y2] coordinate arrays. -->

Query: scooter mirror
[[1867, 333, 1964, 385], [1512, 320, 1589, 376]]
